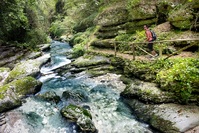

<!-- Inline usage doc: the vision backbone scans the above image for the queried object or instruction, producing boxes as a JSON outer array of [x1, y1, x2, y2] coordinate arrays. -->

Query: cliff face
[[57, 0, 199, 50]]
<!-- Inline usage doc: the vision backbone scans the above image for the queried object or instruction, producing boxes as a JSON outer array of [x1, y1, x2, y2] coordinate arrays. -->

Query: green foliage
[[0, 0, 55, 48], [115, 33, 135, 52], [0, 0, 28, 42], [49, 20, 66, 38], [127, 0, 140, 9], [134, 30, 145, 43], [157, 58, 199, 103], [72, 44, 86, 58], [25, 29, 48, 49]]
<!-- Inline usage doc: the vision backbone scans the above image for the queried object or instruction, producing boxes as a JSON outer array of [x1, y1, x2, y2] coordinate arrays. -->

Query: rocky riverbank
[[0, 43, 199, 133]]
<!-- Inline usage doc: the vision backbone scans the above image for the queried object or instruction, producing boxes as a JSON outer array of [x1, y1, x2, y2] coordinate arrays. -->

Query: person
[[143, 25, 157, 57]]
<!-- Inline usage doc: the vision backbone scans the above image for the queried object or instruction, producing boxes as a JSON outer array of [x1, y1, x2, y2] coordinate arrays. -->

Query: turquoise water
[[7, 41, 155, 133]]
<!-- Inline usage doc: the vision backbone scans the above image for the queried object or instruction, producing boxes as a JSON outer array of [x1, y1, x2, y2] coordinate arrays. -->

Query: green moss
[[5, 67, 26, 83], [168, 3, 194, 30], [0, 76, 40, 99], [0, 67, 11, 72], [150, 115, 179, 133], [61, 104, 92, 119]]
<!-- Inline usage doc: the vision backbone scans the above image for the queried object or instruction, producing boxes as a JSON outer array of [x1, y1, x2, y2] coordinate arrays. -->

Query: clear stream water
[[6, 41, 156, 133]]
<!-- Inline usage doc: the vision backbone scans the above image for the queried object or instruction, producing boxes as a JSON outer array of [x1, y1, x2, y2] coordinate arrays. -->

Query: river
[[5, 41, 157, 133]]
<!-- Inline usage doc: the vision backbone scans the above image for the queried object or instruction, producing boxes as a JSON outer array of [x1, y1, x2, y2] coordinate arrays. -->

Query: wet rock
[[62, 89, 89, 104], [72, 55, 110, 68], [0, 113, 6, 126], [121, 79, 176, 103], [61, 104, 96, 132], [4, 54, 50, 84], [26, 52, 42, 59], [0, 76, 42, 113], [124, 99, 199, 133], [36, 91, 61, 104], [0, 67, 10, 86], [38, 43, 51, 51]]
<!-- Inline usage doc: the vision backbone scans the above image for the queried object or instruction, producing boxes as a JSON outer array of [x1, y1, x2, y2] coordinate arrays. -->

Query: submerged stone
[[36, 91, 61, 104], [62, 89, 90, 104]]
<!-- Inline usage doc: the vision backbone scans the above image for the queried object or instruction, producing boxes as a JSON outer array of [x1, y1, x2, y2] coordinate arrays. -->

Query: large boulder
[[4, 54, 50, 84], [94, 5, 128, 27], [90, 39, 115, 48], [124, 99, 199, 133], [72, 55, 110, 68], [121, 79, 176, 103], [61, 104, 96, 132], [36, 91, 61, 104], [62, 89, 90, 104], [168, 6, 193, 30], [0, 76, 42, 113], [128, 0, 156, 20]]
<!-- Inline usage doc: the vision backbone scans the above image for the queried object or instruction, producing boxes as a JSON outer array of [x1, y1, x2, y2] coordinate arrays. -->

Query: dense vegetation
[[49, 0, 198, 104], [0, 0, 198, 104], [0, 0, 56, 49]]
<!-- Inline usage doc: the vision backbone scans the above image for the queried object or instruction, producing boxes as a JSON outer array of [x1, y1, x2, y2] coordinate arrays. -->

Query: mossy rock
[[4, 60, 40, 83], [168, 4, 194, 30], [95, 29, 119, 39], [72, 55, 110, 68], [61, 104, 96, 132], [123, 60, 157, 82], [90, 39, 115, 48], [62, 89, 89, 103], [128, 2, 156, 20], [94, 5, 128, 26], [73, 13, 97, 32], [121, 79, 176, 103], [124, 99, 199, 133], [36, 91, 61, 104], [0, 76, 42, 112], [5, 54, 50, 84], [86, 65, 115, 77], [124, 18, 157, 33]]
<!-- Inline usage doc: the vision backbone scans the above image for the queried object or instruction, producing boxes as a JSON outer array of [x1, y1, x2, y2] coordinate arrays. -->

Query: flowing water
[[5, 41, 156, 133]]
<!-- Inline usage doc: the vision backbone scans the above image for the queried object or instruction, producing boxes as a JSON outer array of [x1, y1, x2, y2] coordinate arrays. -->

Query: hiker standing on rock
[[144, 25, 157, 57]]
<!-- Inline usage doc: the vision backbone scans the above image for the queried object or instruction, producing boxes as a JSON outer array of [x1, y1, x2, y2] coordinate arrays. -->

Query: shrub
[[72, 44, 85, 58], [157, 58, 199, 103]]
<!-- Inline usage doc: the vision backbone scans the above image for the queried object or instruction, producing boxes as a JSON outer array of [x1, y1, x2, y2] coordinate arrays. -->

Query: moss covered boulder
[[168, 3, 194, 30], [90, 39, 115, 48], [124, 99, 199, 133], [62, 89, 90, 104], [94, 5, 128, 27], [121, 79, 176, 103], [72, 55, 110, 68], [128, 0, 156, 20], [61, 104, 96, 132], [0, 76, 42, 113], [36, 91, 61, 104], [4, 54, 50, 84]]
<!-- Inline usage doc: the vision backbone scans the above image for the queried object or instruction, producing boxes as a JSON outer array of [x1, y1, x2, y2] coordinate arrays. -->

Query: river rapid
[[5, 41, 157, 133]]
